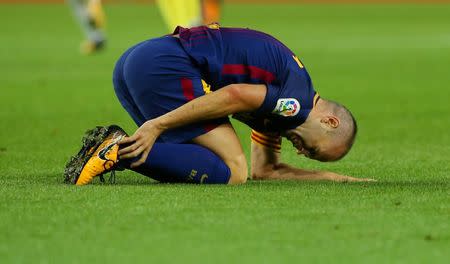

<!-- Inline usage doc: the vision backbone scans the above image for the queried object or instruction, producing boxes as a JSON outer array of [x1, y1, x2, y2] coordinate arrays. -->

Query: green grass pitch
[[0, 3, 449, 263]]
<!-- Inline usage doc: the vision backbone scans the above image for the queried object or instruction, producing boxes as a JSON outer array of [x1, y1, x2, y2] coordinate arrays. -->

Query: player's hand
[[344, 177, 377, 182], [334, 174, 376, 182], [118, 120, 164, 168], [322, 172, 375, 182]]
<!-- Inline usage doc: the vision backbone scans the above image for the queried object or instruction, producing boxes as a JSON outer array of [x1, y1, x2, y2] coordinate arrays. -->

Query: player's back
[[175, 24, 297, 88], [175, 24, 318, 131], [219, 28, 294, 86]]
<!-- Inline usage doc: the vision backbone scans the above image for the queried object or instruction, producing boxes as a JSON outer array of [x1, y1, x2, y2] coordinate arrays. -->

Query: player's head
[[284, 98, 357, 162]]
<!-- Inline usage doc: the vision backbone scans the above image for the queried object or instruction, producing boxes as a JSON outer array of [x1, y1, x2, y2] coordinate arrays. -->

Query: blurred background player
[[157, 0, 221, 31], [67, 0, 106, 55], [68, 0, 221, 54]]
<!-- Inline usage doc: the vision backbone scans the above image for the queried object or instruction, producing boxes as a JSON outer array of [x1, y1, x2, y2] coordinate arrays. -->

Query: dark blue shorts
[[113, 36, 227, 143]]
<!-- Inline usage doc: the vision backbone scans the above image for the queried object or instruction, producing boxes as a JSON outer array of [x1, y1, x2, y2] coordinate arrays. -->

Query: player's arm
[[251, 132, 374, 182], [119, 83, 267, 167]]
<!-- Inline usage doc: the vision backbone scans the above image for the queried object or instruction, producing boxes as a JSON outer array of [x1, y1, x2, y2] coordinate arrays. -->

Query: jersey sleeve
[[253, 56, 319, 130], [253, 83, 281, 115]]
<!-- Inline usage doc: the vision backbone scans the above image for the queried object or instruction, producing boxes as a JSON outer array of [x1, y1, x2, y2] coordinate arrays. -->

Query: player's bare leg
[[192, 123, 248, 184], [201, 0, 221, 24]]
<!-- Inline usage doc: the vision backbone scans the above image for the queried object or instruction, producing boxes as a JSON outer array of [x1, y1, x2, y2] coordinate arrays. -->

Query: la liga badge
[[273, 98, 301, 117]]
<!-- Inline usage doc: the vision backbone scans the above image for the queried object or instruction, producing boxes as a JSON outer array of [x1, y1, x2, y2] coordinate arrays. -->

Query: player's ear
[[320, 116, 339, 129]]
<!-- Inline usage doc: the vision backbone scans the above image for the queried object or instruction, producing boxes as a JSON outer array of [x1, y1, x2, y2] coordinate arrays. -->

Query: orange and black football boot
[[64, 125, 127, 185]]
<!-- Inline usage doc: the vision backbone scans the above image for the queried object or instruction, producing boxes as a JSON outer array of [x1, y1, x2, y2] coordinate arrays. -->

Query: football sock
[[119, 143, 231, 184]]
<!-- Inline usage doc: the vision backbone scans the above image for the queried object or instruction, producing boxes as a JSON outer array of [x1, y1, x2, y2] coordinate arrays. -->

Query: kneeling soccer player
[[64, 23, 374, 185]]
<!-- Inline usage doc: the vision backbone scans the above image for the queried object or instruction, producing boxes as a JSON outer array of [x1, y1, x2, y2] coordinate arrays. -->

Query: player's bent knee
[[227, 154, 248, 185]]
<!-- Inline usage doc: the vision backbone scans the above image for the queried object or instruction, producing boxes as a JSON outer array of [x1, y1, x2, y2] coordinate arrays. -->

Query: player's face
[[285, 121, 342, 162], [285, 129, 324, 161], [285, 98, 349, 161]]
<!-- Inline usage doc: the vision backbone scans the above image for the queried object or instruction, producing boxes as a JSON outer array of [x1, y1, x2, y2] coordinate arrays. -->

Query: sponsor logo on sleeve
[[273, 98, 301, 117]]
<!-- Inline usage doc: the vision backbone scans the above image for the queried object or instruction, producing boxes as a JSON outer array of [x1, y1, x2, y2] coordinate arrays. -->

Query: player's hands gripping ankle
[[118, 120, 164, 168]]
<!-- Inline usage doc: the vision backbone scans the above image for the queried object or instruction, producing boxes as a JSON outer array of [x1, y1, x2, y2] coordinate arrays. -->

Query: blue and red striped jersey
[[174, 24, 319, 132]]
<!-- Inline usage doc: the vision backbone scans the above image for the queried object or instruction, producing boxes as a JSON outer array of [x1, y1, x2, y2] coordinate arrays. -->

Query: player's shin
[[119, 143, 231, 184]]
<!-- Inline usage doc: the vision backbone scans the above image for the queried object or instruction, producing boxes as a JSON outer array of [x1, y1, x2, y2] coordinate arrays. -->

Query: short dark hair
[[326, 100, 358, 161], [341, 104, 358, 158]]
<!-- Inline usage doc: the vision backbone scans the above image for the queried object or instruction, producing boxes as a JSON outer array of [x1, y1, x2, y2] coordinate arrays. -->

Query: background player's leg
[[67, 0, 106, 54], [201, 0, 221, 24], [156, 0, 201, 31]]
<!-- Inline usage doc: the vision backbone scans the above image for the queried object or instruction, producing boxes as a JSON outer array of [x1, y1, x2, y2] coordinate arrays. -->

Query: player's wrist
[[145, 118, 167, 134]]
